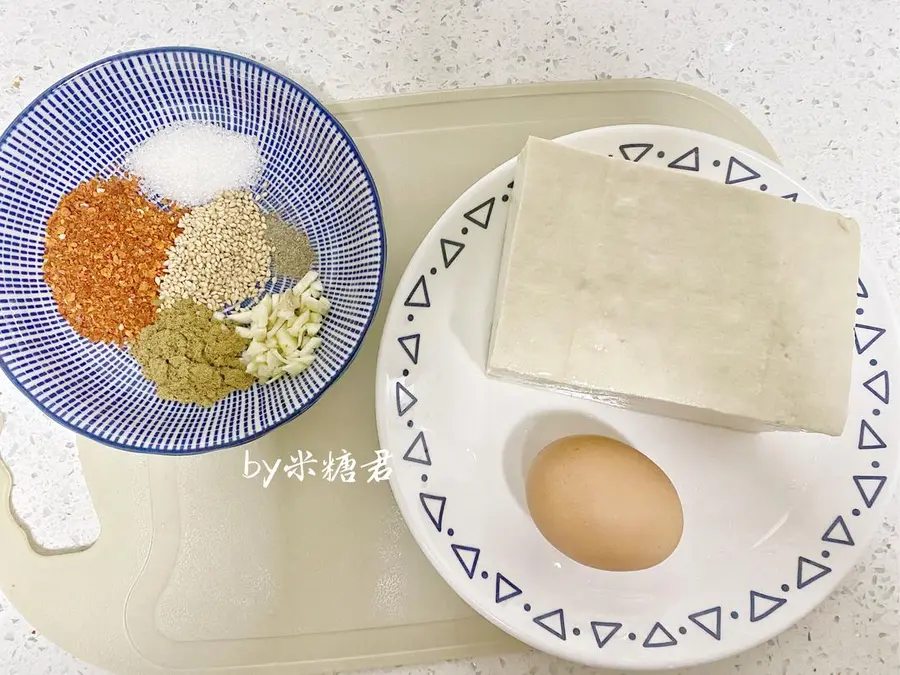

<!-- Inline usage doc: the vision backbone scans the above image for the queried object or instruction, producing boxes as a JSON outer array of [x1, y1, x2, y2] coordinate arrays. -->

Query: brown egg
[[525, 434, 683, 572]]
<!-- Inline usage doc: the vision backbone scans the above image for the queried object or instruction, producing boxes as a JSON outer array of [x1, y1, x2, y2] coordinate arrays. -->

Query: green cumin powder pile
[[131, 299, 254, 406]]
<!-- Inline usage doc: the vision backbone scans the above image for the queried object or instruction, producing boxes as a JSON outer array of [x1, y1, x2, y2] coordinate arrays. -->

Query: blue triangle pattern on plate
[[403, 431, 431, 465], [398, 333, 420, 364], [619, 143, 653, 162], [533, 608, 566, 640], [643, 622, 677, 648], [822, 516, 854, 546], [451, 544, 480, 579], [404, 275, 430, 308], [858, 419, 887, 450], [495, 573, 522, 603], [463, 197, 495, 229], [863, 371, 889, 404], [781, 192, 799, 202], [395, 382, 417, 416], [688, 607, 722, 640], [725, 156, 760, 184], [440, 238, 465, 268], [858, 278, 869, 298], [750, 591, 786, 622], [855, 324, 886, 354], [797, 556, 832, 589], [419, 493, 445, 532], [590, 621, 621, 648], [667, 147, 699, 171], [854, 475, 887, 508]]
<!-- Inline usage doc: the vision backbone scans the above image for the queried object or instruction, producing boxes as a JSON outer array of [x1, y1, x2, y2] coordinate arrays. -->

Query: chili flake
[[43, 175, 188, 345]]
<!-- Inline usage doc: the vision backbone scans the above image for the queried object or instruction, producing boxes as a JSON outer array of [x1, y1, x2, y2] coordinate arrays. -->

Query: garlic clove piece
[[292, 271, 318, 297], [298, 336, 323, 357], [245, 340, 267, 358], [227, 310, 254, 324], [284, 360, 309, 376]]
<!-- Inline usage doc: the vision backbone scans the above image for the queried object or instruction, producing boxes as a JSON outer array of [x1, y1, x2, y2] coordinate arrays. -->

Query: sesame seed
[[157, 190, 270, 310]]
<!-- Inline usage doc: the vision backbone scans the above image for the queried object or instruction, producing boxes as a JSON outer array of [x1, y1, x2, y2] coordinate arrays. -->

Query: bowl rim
[[0, 45, 386, 455]]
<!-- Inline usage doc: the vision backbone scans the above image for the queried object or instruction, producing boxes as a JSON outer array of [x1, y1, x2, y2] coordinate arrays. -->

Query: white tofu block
[[487, 136, 860, 436]]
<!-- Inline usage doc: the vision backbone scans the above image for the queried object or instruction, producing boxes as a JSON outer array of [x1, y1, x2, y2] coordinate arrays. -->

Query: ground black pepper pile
[[265, 213, 315, 279]]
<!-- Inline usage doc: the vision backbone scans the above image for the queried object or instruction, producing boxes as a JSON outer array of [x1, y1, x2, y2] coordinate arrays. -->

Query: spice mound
[[43, 176, 187, 344], [265, 213, 315, 279], [40, 121, 331, 408], [124, 122, 264, 208], [131, 300, 254, 407], [158, 190, 270, 311]]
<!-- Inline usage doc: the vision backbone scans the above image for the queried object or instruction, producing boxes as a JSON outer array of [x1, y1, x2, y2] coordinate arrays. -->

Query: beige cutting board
[[0, 80, 778, 675]]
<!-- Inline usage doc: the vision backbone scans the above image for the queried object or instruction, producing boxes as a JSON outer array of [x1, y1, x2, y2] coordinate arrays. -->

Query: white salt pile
[[125, 122, 263, 207]]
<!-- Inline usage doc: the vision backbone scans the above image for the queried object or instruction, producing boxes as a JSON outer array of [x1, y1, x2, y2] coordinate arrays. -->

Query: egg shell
[[525, 434, 683, 572]]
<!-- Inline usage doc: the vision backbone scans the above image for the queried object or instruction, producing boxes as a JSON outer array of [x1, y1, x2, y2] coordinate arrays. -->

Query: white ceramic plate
[[374, 125, 899, 670]]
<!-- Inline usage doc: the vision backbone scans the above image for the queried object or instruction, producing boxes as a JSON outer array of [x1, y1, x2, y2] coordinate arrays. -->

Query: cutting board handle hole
[[0, 413, 99, 555]]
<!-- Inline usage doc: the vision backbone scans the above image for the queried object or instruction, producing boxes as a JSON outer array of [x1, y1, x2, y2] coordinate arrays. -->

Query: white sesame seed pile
[[158, 190, 271, 311]]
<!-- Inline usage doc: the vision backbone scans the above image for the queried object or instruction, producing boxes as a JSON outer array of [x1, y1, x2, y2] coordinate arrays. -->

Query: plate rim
[[0, 45, 387, 455], [375, 123, 900, 669]]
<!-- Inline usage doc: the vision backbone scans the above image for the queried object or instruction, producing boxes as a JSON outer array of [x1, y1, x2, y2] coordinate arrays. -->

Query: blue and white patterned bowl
[[0, 47, 385, 454]]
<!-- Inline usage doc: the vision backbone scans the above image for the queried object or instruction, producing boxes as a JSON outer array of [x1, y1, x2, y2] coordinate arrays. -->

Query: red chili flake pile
[[42, 175, 188, 345]]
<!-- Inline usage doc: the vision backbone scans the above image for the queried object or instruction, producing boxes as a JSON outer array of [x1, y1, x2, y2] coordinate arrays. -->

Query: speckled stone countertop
[[0, 1, 898, 674]]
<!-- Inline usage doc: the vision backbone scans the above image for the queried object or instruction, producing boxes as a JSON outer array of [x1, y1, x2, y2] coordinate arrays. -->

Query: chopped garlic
[[292, 271, 318, 296], [238, 271, 330, 383], [227, 309, 254, 324], [298, 336, 322, 357], [245, 340, 266, 358]]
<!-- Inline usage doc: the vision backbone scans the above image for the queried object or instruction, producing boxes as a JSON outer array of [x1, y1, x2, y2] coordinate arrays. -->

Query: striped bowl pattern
[[0, 48, 385, 454]]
